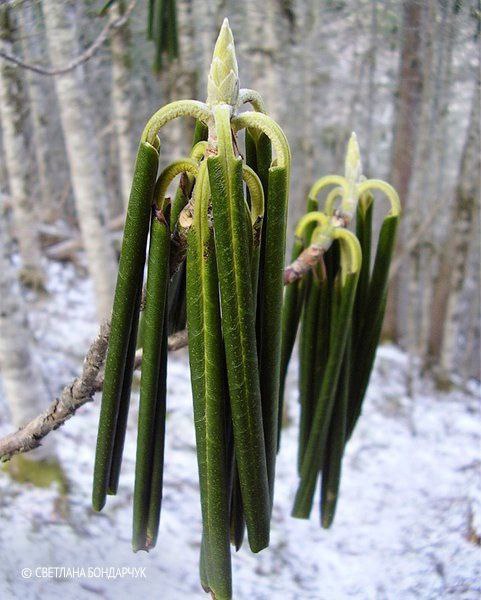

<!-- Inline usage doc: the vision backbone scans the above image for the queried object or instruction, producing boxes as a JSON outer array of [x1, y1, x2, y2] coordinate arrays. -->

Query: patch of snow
[[0, 260, 479, 599]]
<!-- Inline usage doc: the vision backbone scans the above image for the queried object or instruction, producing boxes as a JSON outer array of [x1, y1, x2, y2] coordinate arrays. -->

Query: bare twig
[[0, 321, 110, 462], [166, 328, 189, 351], [170, 202, 193, 277], [92, 329, 188, 392], [0, 0, 136, 77], [0, 323, 188, 462], [284, 244, 325, 284]]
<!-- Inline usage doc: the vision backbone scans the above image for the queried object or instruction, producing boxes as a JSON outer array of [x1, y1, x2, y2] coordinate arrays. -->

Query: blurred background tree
[[0, 0, 479, 449]]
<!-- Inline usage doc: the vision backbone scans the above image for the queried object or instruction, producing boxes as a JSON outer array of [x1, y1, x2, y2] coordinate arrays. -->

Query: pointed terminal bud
[[340, 132, 363, 220], [207, 18, 239, 107], [344, 132, 362, 185]]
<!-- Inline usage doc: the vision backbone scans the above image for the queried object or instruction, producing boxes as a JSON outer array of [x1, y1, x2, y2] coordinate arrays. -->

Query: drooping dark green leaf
[[347, 215, 399, 437], [107, 280, 142, 494], [186, 164, 232, 598], [132, 206, 170, 551], [257, 165, 288, 504], [320, 330, 350, 529], [145, 309, 168, 547], [292, 272, 358, 518], [93, 141, 158, 512], [208, 151, 270, 554]]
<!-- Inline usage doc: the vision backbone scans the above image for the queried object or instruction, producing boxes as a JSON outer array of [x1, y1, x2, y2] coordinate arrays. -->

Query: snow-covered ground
[[0, 261, 479, 599]]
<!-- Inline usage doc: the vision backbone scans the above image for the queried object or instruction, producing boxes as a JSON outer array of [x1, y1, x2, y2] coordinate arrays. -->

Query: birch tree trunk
[[293, 0, 316, 213], [155, 0, 198, 166], [364, 0, 378, 176], [109, 1, 134, 210], [433, 0, 458, 202], [17, 1, 57, 222], [416, 0, 455, 360], [43, 0, 116, 319], [191, 0, 217, 101], [430, 77, 480, 378], [0, 7, 45, 288], [243, 0, 282, 119], [383, 0, 424, 341], [0, 210, 55, 461], [404, 0, 436, 360]]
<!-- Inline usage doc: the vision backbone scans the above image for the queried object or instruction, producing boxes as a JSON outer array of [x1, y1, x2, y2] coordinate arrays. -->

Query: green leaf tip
[[333, 228, 362, 279], [207, 18, 239, 107]]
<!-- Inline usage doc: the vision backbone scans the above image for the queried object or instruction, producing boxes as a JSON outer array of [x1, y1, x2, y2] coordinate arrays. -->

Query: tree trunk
[[17, 1, 57, 223], [404, 0, 436, 358], [418, 0, 458, 361], [42, 0, 116, 319], [295, 0, 316, 210], [109, 1, 134, 210], [364, 0, 378, 176], [0, 7, 45, 288], [243, 0, 282, 120], [0, 209, 55, 461], [429, 76, 480, 376], [191, 0, 217, 101], [433, 0, 458, 202], [383, 0, 424, 340]]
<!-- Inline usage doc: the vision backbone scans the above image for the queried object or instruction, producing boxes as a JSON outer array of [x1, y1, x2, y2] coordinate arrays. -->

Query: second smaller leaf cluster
[[279, 135, 401, 527]]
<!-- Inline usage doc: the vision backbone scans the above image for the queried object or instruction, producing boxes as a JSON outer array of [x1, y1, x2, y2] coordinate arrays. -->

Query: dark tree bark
[[428, 75, 480, 375], [383, 0, 424, 340]]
